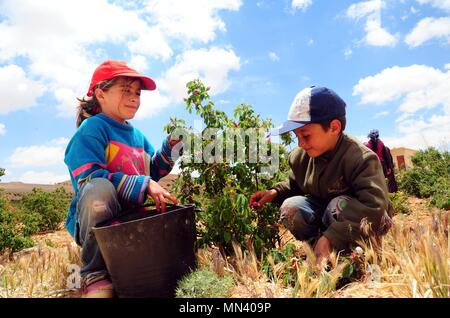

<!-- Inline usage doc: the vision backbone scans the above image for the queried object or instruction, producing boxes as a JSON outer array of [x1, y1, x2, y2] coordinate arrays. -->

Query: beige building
[[390, 147, 417, 171]]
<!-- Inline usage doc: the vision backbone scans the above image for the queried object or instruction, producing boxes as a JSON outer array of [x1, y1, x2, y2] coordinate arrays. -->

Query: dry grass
[[337, 205, 449, 298], [198, 197, 449, 298], [0, 231, 81, 298], [0, 196, 448, 298]]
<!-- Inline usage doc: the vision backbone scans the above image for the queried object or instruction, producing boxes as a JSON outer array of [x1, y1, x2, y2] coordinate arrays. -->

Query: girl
[[64, 60, 180, 298]]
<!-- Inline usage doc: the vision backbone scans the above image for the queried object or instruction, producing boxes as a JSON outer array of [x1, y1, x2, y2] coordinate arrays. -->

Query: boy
[[250, 86, 392, 264]]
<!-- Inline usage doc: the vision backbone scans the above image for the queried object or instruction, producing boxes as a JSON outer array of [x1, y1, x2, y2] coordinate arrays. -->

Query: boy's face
[[293, 122, 340, 158]]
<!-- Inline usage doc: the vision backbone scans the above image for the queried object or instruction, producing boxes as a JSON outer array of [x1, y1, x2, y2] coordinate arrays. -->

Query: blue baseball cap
[[271, 86, 346, 135]]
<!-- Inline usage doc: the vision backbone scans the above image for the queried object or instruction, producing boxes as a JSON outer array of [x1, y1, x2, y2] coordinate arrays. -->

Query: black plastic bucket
[[92, 204, 197, 298]]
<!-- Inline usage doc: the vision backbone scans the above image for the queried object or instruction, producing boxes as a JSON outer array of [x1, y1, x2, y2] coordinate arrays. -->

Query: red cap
[[87, 60, 156, 97]]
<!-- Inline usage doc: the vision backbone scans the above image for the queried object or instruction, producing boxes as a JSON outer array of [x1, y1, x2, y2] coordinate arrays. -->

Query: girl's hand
[[249, 189, 278, 209], [147, 179, 178, 213]]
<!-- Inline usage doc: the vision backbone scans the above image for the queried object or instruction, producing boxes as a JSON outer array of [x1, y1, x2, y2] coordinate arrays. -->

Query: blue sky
[[0, 0, 449, 184]]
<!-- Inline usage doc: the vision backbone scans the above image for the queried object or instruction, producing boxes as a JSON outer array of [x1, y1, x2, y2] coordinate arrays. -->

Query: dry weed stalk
[[0, 242, 81, 298], [339, 210, 449, 298]]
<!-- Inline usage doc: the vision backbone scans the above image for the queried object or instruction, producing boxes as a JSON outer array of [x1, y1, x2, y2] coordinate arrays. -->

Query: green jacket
[[272, 133, 393, 251]]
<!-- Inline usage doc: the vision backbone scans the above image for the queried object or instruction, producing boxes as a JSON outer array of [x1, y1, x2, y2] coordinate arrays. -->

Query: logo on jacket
[[327, 176, 349, 194]]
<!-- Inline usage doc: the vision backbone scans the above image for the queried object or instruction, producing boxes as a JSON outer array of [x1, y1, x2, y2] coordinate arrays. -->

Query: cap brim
[[270, 121, 306, 136], [120, 73, 156, 91], [86, 73, 157, 97]]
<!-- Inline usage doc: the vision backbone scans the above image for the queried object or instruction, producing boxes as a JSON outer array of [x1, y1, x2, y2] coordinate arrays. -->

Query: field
[[0, 187, 448, 298]]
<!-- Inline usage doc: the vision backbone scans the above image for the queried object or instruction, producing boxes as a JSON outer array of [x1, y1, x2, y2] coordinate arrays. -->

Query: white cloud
[[0, 0, 158, 117], [344, 47, 353, 59], [381, 115, 450, 150], [372, 111, 390, 119], [346, 0, 397, 47], [157, 47, 241, 103], [405, 17, 450, 47], [0, 0, 243, 119], [144, 0, 242, 43], [416, 0, 450, 11], [54, 87, 79, 116], [18, 171, 70, 184], [353, 64, 450, 113], [129, 55, 150, 73], [0, 64, 46, 115], [127, 27, 173, 61], [268, 52, 280, 61], [135, 90, 172, 119], [347, 0, 384, 20], [135, 47, 240, 119], [308, 39, 314, 46], [7, 138, 69, 168], [291, 0, 313, 12], [353, 64, 450, 150], [0, 123, 6, 136], [51, 137, 70, 147], [365, 19, 398, 46]]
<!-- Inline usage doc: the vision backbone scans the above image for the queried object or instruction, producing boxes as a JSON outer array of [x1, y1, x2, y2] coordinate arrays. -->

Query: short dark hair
[[318, 116, 346, 133]]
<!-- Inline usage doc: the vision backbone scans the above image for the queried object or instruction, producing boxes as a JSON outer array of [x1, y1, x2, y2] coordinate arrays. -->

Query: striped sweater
[[64, 113, 175, 237]]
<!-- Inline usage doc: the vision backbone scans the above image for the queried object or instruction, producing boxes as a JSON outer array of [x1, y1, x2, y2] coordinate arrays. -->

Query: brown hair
[[76, 77, 120, 127], [76, 76, 142, 127], [318, 116, 346, 133]]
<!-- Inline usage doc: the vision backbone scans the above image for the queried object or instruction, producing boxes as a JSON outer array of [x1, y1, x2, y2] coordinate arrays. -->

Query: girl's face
[[96, 77, 142, 123]]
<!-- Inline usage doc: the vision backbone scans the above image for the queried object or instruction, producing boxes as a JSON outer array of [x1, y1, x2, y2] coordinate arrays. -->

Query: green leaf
[[223, 231, 232, 244]]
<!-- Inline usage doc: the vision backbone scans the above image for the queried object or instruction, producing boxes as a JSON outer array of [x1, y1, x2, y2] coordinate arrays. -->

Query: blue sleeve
[[145, 136, 176, 182], [65, 132, 150, 205]]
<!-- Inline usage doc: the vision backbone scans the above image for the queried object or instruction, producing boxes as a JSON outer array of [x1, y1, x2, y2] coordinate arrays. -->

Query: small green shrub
[[0, 192, 33, 253], [0, 186, 71, 253], [21, 211, 43, 236], [176, 268, 234, 298], [0, 207, 33, 253], [429, 177, 450, 210], [398, 148, 449, 210], [20, 187, 71, 232], [389, 191, 411, 215], [0, 190, 5, 211], [168, 79, 291, 256]]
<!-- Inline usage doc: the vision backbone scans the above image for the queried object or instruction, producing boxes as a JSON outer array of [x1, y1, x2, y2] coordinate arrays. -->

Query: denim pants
[[75, 178, 121, 284], [279, 195, 351, 243]]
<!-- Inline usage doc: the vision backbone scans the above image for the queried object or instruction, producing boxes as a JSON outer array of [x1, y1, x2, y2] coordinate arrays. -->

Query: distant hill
[[0, 181, 73, 195], [0, 174, 179, 196]]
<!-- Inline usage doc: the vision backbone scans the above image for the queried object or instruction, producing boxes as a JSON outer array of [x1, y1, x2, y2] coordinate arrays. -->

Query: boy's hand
[[147, 179, 179, 213], [249, 189, 278, 209], [168, 133, 183, 148], [314, 236, 332, 268]]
